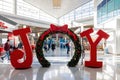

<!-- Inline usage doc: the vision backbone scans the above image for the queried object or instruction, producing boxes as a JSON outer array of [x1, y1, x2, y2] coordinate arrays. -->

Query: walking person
[[43, 40, 48, 52], [66, 42, 70, 54], [44, 44, 48, 52], [51, 43, 56, 52], [47, 38, 52, 51], [2, 40, 10, 60], [81, 43, 85, 65], [18, 41, 23, 49]]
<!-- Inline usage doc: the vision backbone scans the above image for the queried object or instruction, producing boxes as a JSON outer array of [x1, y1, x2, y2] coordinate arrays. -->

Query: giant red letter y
[[80, 28, 109, 68]]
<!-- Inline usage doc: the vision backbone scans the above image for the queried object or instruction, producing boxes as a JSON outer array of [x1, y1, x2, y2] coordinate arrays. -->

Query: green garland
[[35, 29, 81, 67]]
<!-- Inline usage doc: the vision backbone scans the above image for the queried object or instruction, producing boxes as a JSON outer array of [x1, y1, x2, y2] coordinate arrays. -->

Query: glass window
[[59, 17, 65, 25], [0, 0, 14, 14], [101, 4, 107, 22], [64, 14, 69, 23], [59, 1, 94, 25], [89, 7, 94, 15], [107, 0, 114, 18], [107, 0, 114, 13], [69, 11, 74, 21], [102, 4, 107, 16], [17, 0, 57, 23], [17, 0, 40, 19], [75, 7, 82, 19], [39, 10, 57, 23], [97, 0, 118, 24], [114, 0, 120, 10]]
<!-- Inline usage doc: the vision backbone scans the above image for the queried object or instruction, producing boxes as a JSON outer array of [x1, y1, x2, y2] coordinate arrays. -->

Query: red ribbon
[[40, 29, 51, 40], [50, 24, 68, 33]]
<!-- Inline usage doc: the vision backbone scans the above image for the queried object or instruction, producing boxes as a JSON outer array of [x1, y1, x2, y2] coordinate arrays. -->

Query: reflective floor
[[0, 48, 120, 80]]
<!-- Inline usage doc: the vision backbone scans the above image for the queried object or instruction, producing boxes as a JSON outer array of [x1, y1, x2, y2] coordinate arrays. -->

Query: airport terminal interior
[[0, 0, 120, 80]]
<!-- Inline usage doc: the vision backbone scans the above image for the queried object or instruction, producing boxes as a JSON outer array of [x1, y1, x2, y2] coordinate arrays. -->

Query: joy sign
[[10, 25, 109, 69]]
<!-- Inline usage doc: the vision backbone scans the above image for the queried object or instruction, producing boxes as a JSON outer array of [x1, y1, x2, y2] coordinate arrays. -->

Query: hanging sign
[[0, 22, 8, 29]]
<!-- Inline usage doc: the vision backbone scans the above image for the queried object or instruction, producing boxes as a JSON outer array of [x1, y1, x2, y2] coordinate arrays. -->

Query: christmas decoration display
[[10, 28, 33, 69], [35, 24, 81, 67], [10, 24, 110, 69], [80, 28, 109, 68]]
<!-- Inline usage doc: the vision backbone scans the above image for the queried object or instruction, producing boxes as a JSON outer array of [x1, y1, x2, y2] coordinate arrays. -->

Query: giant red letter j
[[10, 27, 33, 69]]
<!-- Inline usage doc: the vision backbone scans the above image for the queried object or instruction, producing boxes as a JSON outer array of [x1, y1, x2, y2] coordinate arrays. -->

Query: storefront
[[0, 20, 18, 54]]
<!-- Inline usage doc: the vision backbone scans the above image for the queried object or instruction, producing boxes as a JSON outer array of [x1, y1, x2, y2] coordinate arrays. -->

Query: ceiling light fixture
[[52, 0, 61, 8]]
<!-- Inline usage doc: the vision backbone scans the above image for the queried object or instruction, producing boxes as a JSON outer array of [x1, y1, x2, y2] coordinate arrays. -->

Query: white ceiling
[[23, 0, 91, 18]]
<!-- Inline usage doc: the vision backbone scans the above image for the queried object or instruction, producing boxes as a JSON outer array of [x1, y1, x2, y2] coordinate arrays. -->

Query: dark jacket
[[4, 42, 10, 51]]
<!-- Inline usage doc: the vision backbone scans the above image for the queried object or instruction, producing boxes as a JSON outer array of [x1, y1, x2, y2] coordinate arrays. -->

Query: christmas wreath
[[35, 24, 81, 67]]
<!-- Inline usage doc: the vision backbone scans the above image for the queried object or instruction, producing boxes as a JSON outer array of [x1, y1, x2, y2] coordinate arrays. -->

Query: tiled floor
[[0, 47, 120, 80]]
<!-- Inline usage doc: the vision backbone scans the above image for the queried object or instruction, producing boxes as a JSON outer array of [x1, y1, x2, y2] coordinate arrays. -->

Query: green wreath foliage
[[35, 29, 81, 67]]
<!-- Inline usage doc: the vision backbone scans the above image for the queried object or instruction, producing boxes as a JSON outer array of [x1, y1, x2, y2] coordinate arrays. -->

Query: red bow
[[40, 29, 51, 40], [50, 24, 68, 33]]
